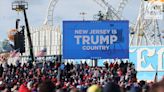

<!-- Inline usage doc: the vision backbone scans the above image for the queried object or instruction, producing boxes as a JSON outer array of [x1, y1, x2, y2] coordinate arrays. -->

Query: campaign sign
[[63, 21, 129, 59]]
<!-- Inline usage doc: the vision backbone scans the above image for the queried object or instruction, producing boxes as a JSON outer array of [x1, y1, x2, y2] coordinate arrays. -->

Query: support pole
[[23, 9, 35, 62]]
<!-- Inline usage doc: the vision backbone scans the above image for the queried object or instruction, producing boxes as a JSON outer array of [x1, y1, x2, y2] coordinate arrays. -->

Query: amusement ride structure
[[130, 0, 163, 46], [1, 0, 163, 63], [45, 0, 163, 46]]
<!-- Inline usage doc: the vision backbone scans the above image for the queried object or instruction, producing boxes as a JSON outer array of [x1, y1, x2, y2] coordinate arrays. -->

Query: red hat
[[19, 84, 31, 92]]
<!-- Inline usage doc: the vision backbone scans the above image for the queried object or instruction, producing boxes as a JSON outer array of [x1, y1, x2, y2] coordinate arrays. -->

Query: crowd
[[0, 60, 163, 92]]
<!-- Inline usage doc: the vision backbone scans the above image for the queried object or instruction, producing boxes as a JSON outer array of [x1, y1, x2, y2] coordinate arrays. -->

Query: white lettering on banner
[[91, 36, 99, 44], [100, 36, 109, 44], [74, 35, 82, 44], [75, 29, 117, 35], [130, 47, 164, 72], [89, 30, 111, 34], [83, 36, 90, 45], [110, 35, 118, 44], [74, 29, 119, 51], [75, 30, 88, 34], [82, 46, 109, 50], [74, 35, 118, 45]]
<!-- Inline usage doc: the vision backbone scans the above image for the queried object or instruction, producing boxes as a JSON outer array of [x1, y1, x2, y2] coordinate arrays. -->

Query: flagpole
[[154, 65, 158, 83]]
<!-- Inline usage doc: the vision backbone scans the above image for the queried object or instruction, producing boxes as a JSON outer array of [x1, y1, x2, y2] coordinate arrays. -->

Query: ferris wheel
[[92, 0, 129, 20], [44, 0, 130, 27], [92, 0, 163, 46], [44, 0, 163, 46], [130, 0, 163, 46]]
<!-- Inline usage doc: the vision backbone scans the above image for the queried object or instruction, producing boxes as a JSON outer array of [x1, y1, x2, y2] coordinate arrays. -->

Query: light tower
[[80, 12, 87, 21], [12, 0, 35, 62]]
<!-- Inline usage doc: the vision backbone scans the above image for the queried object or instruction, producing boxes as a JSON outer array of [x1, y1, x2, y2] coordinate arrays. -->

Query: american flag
[[7, 50, 20, 66], [9, 49, 20, 58], [0, 50, 19, 64], [36, 48, 47, 57]]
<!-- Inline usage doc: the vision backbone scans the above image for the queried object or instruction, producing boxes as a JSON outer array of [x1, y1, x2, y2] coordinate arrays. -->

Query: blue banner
[[63, 21, 129, 59]]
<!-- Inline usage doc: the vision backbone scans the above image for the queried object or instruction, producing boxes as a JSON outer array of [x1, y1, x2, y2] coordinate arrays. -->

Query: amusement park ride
[[130, 0, 163, 46], [93, 0, 163, 46], [6, 0, 163, 63], [45, 0, 163, 46]]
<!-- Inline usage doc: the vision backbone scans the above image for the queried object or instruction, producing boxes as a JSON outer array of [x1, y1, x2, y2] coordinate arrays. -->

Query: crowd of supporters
[[0, 60, 163, 92]]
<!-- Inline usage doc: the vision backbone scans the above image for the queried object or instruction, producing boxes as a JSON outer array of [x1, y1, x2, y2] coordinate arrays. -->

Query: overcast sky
[[0, 0, 163, 39]]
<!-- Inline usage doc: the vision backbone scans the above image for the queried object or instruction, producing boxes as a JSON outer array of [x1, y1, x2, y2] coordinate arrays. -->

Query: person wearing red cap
[[18, 83, 31, 92]]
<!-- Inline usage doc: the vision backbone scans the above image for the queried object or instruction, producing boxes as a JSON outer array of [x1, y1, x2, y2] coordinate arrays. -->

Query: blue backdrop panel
[[63, 21, 129, 59]]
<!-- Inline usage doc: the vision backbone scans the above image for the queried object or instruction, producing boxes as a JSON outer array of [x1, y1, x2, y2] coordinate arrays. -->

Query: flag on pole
[[10, 49, 20, 58], [154, 70, 158, 83]]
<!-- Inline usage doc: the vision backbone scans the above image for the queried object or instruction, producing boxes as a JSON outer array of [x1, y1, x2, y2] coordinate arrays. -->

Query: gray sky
[[0, 0, 163, 40]]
